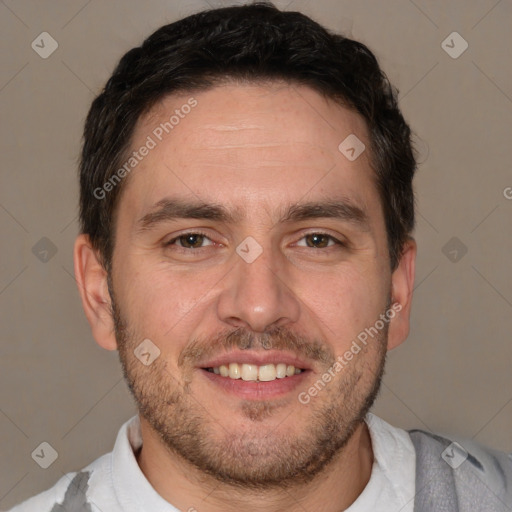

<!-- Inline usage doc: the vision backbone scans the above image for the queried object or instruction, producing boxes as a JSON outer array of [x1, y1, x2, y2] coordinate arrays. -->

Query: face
[[104, 83, 401, 488]]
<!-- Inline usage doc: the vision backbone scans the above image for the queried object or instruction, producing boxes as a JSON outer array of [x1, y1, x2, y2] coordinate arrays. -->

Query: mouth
[[197, 351, 312, 400], [203, 362, 304, 381]]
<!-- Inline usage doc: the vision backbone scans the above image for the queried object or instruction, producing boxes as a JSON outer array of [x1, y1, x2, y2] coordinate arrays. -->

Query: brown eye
[[166, 233, 213, 249], [179, 234, 205, 248], [304, 233, 331, 248], [294, 232, 346, 251]]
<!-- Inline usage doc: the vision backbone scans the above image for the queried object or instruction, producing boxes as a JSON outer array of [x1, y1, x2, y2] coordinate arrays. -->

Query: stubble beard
[[110, 283, 387, 490]]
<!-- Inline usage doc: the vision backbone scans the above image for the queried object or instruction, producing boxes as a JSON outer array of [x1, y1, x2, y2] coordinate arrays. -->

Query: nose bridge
[[216, 240, 300, 332]]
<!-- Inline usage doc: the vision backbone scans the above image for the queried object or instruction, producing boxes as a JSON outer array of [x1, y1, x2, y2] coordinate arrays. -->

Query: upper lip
[[198, 350, 313, 371]]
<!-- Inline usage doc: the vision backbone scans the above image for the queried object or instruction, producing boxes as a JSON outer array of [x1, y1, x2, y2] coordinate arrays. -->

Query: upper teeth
[[209, 363, 303, 381]]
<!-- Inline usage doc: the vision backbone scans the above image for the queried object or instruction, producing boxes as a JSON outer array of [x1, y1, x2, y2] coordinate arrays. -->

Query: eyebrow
[[136, 197, 371, 233]]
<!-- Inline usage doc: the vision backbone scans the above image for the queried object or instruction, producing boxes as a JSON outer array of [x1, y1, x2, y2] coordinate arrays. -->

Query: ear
[[387, 237, 417, 351], [73, 234, 118, 351]]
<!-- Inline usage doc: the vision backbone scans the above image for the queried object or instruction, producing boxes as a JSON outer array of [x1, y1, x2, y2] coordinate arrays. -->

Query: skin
[[74, 83, 416, 512]]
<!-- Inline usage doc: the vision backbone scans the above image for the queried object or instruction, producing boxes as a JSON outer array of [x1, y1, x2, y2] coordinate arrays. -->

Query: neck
[[136, 416, 374, 512]]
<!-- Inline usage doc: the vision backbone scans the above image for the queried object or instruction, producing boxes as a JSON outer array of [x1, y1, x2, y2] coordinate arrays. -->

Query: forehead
[[119, 83, 379, 225]]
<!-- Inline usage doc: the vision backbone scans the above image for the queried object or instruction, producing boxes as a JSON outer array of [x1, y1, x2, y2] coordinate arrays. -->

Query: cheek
[[301, 266, 387, 349], [119, 261, 216, 341]]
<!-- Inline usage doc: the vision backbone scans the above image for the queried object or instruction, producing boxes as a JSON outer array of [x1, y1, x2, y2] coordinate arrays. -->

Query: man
[[9, 2, 511, 511]]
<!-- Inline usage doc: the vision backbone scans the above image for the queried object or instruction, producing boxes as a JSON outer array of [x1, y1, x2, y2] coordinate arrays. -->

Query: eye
[[164, 231, 344, 251], [165, 232, 214, 249], [295, 232, 345, 249]]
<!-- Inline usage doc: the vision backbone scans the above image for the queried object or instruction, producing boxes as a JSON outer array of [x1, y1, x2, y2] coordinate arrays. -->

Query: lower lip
[[199, 368, 310, 400]]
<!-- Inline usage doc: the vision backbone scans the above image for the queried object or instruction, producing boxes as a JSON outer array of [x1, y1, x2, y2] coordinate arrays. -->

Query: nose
[[216, 242, 301, 333]]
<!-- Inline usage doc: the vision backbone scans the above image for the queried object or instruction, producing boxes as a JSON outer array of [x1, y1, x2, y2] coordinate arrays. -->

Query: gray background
[[1, 0, 511, 508]]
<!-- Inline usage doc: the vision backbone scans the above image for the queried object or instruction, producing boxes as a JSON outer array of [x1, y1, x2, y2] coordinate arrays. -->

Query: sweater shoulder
[[409, 429, 512, 512], [5, 453, 112, 512]]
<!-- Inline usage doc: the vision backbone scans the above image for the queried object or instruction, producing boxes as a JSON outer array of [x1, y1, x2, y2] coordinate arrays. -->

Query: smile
[[205, 362, 304, 382]]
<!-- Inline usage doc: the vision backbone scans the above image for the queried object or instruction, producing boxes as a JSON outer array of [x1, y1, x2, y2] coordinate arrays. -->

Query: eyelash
[[164, 231, 346, 250]]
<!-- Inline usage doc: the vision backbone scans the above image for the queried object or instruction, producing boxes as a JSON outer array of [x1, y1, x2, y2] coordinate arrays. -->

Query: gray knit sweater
[[410, 430, 512, 511]]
